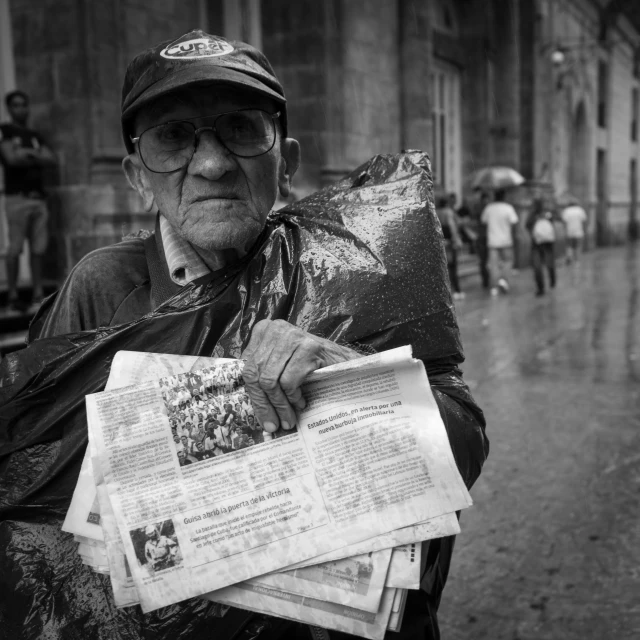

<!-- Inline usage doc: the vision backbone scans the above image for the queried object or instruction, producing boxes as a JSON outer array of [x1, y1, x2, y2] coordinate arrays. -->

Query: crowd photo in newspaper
[[160, 363, 294, 466]]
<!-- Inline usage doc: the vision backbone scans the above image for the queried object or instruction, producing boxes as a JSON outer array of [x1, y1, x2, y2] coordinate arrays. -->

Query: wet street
[[437, 245, 640, 639]]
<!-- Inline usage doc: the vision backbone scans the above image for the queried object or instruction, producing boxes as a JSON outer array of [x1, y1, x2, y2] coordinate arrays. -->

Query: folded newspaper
[[63, 346, 469, 639]]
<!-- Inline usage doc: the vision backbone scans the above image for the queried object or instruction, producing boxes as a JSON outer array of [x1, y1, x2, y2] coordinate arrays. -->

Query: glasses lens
[[139, 122, 195, 172], [216, 110, 275, 157]]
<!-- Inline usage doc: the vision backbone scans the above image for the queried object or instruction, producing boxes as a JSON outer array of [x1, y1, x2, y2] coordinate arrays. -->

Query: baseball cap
[[121, 30, 287, 153], [145, 525, 156, 536]]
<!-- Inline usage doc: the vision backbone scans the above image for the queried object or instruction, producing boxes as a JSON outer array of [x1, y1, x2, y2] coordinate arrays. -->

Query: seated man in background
[[0, 90, 57, 309]]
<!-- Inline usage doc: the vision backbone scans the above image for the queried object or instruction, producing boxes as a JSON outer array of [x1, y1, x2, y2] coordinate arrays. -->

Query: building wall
[[8, 0, 205, 274], [534, 0, 640, 245], [4, 0, 639, 286]]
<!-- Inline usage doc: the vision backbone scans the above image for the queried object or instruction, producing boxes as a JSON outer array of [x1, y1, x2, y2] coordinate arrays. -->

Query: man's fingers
[[285, 385, 306, 411], [242, 376, 280, 432], [260, 377, 298, 429]]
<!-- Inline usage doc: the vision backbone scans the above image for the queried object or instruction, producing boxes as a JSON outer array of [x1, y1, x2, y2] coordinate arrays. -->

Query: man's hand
[[242, 320, 361, 433]]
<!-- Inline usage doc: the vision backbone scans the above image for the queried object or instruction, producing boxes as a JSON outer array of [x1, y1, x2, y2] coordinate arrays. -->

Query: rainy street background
[[439, 246, 640, 640], [1, 1, 640, 639]]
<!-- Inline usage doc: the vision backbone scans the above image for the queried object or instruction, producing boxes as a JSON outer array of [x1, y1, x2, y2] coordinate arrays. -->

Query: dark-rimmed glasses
[[130, 108, 280, 174]]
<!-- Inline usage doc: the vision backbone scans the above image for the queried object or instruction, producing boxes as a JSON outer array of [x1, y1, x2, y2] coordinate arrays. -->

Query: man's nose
[[188, 129, 237, 179]]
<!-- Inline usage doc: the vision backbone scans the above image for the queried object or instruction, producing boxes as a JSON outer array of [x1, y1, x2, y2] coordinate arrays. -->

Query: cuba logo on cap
[[160, 36, 234, 59]]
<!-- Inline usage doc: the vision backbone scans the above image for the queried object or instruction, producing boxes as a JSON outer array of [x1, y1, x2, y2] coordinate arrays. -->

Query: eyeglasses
[[131, 108, 281, 174]]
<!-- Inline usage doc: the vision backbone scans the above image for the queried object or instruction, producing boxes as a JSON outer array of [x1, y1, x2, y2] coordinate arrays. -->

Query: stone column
[[399, 0, 433, 154]]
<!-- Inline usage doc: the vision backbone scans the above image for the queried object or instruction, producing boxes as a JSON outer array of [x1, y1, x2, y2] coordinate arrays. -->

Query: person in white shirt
[[213, 423, 232, 453], [561, 202, 587, 263], [179, 434, 194, 455], [480, 189, 519, 296], [526, 198, 557, 296]]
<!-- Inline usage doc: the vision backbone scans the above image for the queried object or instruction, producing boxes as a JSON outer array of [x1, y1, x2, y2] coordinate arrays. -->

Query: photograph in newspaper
[[130, 519, 184, 575], [158, 363, 280, 464]]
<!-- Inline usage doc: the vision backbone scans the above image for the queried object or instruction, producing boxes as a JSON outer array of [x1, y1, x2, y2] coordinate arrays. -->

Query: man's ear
[[278, 138, 301, 198], [122, 154, 156, 212]]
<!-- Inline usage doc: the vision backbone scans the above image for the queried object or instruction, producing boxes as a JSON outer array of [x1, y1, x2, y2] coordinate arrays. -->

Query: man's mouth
[[192, 194, 238, 203]]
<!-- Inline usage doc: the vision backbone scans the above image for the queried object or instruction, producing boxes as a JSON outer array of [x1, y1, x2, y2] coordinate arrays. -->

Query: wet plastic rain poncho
[[0, 150, 488, 639]]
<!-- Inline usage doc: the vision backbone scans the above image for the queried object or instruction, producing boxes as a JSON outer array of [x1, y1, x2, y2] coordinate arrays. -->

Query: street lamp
[[550, 48, 565, 66]]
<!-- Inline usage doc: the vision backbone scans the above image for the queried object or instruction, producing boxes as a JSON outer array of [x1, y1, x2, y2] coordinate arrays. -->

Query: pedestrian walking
[[0, 90, 56, 310], [527, 198, 557, 296], [474, 190, 491, 289], [436, 194, 465, 300], [481, 189, 519, 296], [561, 199, 587, 264]]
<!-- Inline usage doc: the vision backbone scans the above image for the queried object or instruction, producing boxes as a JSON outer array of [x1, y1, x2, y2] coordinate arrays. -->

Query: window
[[0, 0, 16, 123], [632, 88, 639, 141], [431, 61, 462, 197], [597, 61, 608, 128]]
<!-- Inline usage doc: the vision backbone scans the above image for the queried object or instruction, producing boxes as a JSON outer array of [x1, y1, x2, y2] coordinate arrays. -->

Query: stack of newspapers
[[63, 346, 471, 639]]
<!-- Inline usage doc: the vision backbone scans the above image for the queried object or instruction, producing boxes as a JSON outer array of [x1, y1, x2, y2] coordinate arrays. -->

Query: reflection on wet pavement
[[439, 246, 640, 640]]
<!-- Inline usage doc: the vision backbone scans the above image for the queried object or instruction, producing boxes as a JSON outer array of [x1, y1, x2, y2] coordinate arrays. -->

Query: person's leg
[[545, 243, 556, 288], [477, 237, 490, 288], [4, 196, 29, 304], [573, 237, 583, 262], [566, 237, 575, 264], [532, 244, 544, 294], [497, 247, 512, 292], [27, 200, 49, 301], [4, 256, 20, 302], [488, 247, 499, 294]]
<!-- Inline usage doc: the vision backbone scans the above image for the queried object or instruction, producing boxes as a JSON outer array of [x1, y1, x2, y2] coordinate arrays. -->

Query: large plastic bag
[[0, 151, 483, 639]]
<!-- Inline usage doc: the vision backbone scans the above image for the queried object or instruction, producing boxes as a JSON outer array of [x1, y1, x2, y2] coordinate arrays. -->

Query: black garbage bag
[[0, 150, 487, 639]]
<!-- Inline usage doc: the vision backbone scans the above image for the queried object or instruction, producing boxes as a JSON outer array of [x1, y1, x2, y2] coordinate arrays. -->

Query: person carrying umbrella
[[480, 189, 519, 296]]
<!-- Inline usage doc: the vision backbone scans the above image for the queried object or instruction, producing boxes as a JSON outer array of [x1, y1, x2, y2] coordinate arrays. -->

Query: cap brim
[[122, 63, 286, 123]]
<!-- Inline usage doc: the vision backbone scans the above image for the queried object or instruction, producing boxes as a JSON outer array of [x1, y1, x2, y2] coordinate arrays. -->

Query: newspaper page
[[249, 548, 392, 613], [282, 512, 459, 569], [209, 584, 397, 640], [386, 543, 421, 589], [87, 346, 471, 612]]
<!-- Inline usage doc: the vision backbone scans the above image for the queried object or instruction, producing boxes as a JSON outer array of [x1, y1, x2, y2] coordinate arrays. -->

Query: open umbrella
[[556, 192, 581, 207], [465, 166, 525, 190]]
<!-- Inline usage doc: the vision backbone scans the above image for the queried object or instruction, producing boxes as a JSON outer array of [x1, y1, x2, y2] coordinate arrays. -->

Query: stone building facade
[[1, 0, 639, 283]]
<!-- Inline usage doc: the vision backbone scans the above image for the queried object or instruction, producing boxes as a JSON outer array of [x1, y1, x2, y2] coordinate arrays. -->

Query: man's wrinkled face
[[126, 85, 298, 257]]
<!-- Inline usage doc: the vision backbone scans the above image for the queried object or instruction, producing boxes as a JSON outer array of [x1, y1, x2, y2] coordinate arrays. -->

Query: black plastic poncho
[[0, 150, 487, 639]]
